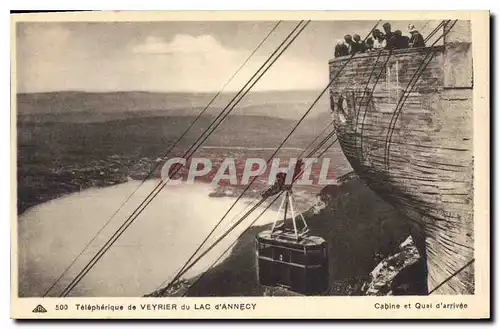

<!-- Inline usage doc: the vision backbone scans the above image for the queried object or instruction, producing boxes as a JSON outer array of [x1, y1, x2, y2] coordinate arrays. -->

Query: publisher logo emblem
[[32, 304, 47, 313]]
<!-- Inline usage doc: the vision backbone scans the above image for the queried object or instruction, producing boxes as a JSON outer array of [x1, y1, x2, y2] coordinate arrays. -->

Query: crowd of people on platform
[[334, 22, 426, 57]]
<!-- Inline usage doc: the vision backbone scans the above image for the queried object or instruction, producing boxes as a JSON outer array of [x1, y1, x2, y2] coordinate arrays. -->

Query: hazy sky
[[15, 20, 438, 93]]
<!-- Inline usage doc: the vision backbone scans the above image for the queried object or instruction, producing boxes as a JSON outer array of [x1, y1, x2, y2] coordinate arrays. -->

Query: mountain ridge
[[16, 90, 331, 120]]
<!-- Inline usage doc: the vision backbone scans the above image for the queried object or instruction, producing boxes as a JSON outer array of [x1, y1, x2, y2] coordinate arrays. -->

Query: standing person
[[334, 39, 348, 57], [394, 30, 409, 49], [382, 22, 394, 40], [372, 29, 387, 49], [353, 34, 366, 53], [408, 24, 426, 48], [383, 22, 397, 49], [365, 37, 374, 52], [344, 34, 357, 55]]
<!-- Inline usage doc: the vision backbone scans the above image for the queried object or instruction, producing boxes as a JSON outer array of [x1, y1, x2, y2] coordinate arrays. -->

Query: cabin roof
[[257, 230, 326, 248]]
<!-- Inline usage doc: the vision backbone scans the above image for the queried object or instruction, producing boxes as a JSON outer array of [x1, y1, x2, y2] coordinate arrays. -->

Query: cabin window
[[258, 242, 273, 258], [306, 248, 326, 265], [290, 249, 307, 265], [273, 247, 291, 263]]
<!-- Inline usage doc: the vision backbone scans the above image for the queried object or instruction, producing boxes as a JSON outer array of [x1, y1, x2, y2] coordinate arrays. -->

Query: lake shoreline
[[18, 180, 283, 297]]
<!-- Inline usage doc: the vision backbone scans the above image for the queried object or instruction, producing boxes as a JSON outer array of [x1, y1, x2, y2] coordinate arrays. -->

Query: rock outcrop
[[362, 235, 426, 295]]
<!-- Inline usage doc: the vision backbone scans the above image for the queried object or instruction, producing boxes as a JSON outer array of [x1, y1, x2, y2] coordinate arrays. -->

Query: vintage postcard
[[10, 10, 490, 319]]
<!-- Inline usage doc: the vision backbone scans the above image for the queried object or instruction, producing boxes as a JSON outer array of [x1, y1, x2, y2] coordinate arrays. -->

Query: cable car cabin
[[255, 229, 329, 295]]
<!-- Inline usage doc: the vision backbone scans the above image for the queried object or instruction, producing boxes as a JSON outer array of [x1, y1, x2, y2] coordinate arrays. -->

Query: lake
[[18, 180, 278, 297]]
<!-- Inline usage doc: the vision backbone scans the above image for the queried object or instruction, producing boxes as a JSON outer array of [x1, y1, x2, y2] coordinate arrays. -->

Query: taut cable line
[[175, 133, 339, 297], [158, 21, 381, 294], [353, 48, 384, 132], [180, 132, 339, 297], [358, 48, 394, 163], [384, 20, 457, 171], [424, 20, 447, 44], [59, 20, 308, 297], [428, 259, 475, 295], [43, 21, 282, 298]]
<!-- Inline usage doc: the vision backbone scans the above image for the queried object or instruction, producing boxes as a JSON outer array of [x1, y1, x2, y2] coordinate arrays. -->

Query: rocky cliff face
[[362, 235, 426, 295]]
